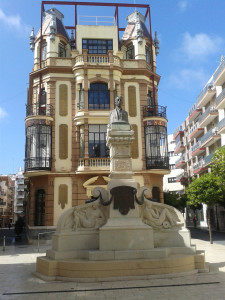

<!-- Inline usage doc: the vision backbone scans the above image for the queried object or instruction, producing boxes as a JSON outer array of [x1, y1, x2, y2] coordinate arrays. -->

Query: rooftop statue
[[109, 96, 128, 124]]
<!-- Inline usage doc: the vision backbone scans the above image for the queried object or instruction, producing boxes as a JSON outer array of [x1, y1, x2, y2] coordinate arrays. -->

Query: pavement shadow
[[188, 227, 225, 242]]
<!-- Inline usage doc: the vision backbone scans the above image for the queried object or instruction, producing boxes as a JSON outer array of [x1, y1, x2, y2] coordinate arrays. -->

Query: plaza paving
[[0, 228, 225, 300]]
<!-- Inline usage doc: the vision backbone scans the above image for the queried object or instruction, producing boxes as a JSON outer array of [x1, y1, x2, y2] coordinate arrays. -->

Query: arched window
[[88, 83, 110, 109], [35, 189, 45, 226]]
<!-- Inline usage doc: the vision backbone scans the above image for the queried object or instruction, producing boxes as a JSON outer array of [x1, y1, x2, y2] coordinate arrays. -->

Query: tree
[[186, 173, 223, 244], [211, 146, 225, 191], [164, 192, 187, 213]]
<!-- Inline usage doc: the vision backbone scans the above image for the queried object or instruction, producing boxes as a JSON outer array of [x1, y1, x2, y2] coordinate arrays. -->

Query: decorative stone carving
[[114, 159, 132, 171], [141, 199, 184, 230], [72, 201, 106, 231]]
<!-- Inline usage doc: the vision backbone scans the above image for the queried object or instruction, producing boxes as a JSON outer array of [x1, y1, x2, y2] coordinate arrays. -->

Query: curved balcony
[[146, 156, 169, 170], [26, 104, 54, 118], [143, 105, 167, 119], [24, 157, 51, 172]]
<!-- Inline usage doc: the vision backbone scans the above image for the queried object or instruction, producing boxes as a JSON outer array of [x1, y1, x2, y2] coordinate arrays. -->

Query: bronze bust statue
[[109, 96, 128, 124]]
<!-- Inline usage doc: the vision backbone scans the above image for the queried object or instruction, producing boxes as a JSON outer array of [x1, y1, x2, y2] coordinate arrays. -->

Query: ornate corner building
[[25, 1, 169, 239]]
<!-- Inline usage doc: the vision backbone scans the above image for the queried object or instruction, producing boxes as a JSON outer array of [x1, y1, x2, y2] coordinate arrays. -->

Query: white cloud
[[0, 8, 29, 34], [178, 1, 188, 12], [167, 68, 209, 90], [178, 32, 223, 61], [0, 107, 7, 120]]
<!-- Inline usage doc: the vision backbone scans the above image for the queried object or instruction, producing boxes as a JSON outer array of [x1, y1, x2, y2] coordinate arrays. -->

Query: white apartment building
[[173, 56, 225, 230], [163, 134, 184, 194], [14, 168, 25, 221]]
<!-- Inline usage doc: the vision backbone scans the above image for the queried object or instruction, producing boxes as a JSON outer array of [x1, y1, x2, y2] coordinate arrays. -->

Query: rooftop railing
[[213, 59, 225, 83]]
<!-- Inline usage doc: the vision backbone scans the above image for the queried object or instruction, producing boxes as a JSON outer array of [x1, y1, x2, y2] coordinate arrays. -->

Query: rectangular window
[[41, 42, 47, 61], [59, 43, 66, 57], [82, 39, 113, 54], [126, 45, 135, 59], [168, 177, 176, 183], [88, 125, 109, 158], [145, 46, 151, 64]]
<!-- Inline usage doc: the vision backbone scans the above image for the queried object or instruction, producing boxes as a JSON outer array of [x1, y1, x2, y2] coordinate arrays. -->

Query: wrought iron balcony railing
[[26, 104, 54, 118], [146, 155, 169, 170], [24, 157, 51, 171], [143, 105, 167, 119]]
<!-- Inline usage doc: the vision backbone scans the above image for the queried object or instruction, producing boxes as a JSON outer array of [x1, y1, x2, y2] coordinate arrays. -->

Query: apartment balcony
[[203, 152, 214, 167], [77, 157, 110, 173], [24, 157, 51, 171], [0, 202, 6, 206], [175, 155, 186, 169], [200, 128, 220, 148], [218, 117, 225, 134], [173, 125, 184, 140], [176, 171, 188, 183], [189, 122, 204, 141], [213, 60, 225, 86], [188, 103, 202, 122], [216, 88, 225, 109], [191, 141, 206, 157], [197, 83, 216, 108], [143, 105, 167, 120], [174, 141, 185, 155], [26, 104, 54, 118], [198, 106, 218, 127], [193, 159, 208, 175]]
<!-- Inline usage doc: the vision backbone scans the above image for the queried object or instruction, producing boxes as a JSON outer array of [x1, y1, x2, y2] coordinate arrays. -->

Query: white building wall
[[163, 134, 184, 193]]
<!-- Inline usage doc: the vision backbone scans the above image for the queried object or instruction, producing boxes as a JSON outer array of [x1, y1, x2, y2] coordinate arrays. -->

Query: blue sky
[[0, 0, 224, 174]]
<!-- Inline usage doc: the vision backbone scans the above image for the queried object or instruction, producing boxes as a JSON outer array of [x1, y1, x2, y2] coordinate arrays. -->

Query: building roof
[[35, 8, 69, 41]]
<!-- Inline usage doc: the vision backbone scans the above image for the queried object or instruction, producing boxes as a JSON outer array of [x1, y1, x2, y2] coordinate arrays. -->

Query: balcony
[[174, 141, 185, 155], [26, 104, 54, 118], [191, 141, 206, 157], [198, 106, 218, 127], [24, 157, 51, 171], [193, 159, 208, 175], [213, 59, 225, 86], [203, 152, 214, 167], [143, 105, 167, 119], [176, 171, 188, 184], [188, 103, 202, 122], [146, 156, 169, 170], [200, 128, 220, 147], [218, 117, 225, 134], [189, 122, 204, 141], [74, 54, 121, 68], [77, 157, 110, 172], [173, 125, 183, 140], [216, 88, 225, 109], [197, 83, 216, 108], [175, 155, 186, 169]]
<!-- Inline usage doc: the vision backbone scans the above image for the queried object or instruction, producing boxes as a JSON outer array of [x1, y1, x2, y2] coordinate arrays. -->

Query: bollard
[[3, 235, 5, 251]]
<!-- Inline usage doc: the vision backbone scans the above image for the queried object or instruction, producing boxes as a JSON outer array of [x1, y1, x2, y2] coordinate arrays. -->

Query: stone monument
[[35, 96, 206, 280]]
